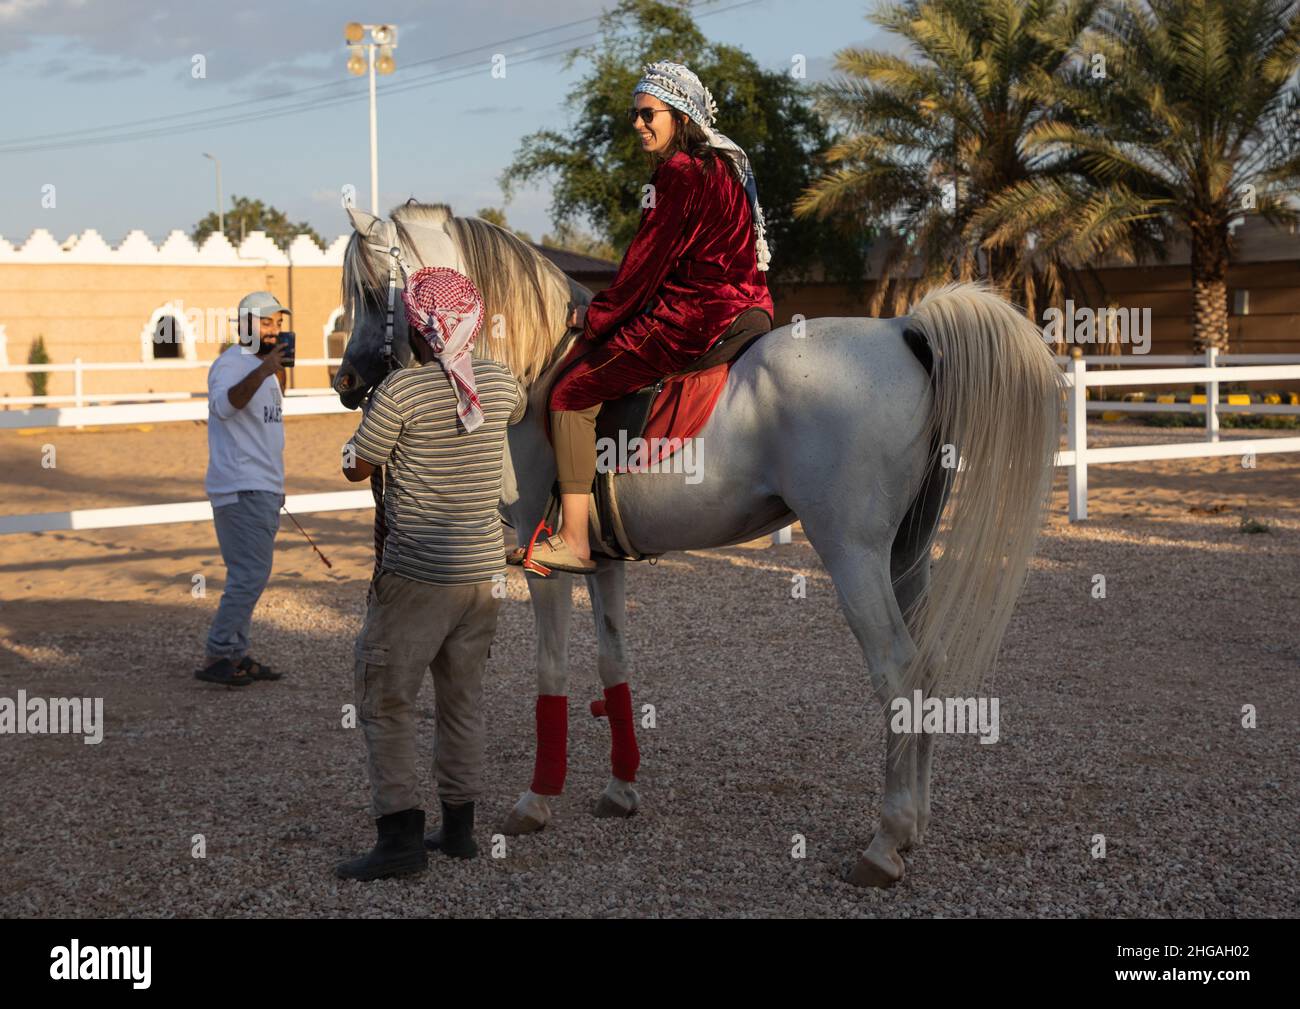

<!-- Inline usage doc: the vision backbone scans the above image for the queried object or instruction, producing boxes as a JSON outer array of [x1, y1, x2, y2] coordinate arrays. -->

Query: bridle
[[364, 221, 421, 378]]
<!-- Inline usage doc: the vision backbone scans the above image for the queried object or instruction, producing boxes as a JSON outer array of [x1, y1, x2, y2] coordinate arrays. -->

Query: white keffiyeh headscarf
[[633, 60, 771, 271]]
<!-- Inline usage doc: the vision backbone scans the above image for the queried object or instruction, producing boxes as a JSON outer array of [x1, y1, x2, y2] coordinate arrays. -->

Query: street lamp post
[[345, 22, 398, 215], [202, 152, 224, 237]]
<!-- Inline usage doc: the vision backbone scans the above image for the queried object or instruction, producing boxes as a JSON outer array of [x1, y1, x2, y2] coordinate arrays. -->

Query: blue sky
[[0, 0, 888, 249]]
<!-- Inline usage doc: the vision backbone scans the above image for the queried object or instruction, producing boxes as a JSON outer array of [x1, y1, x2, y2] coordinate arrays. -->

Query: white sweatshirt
[[205, 344, 285, 506]]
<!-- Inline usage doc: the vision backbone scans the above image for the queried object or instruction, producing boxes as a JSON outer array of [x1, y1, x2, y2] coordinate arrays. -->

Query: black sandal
[[195, 657, 254, 687], [237, 655, 282, 681]]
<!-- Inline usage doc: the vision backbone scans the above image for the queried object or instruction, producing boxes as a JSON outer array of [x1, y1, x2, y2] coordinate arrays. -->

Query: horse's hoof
[[592, 779, 639, 819], [500, 809, 547, 835], [591, 794, 638, 818], [500, 792, 551, 836], [848, 849, 905, 888]]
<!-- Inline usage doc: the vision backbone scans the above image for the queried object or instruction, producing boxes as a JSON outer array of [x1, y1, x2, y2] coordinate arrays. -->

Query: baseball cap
[[237, 291, 292, 319]]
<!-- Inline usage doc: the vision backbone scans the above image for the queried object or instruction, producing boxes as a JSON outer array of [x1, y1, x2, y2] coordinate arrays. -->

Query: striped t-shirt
[[349, 359, 526, 585]]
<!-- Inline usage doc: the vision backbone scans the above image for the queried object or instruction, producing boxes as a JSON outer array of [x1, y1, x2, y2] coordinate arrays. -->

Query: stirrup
[[520, 517, 555, 576]]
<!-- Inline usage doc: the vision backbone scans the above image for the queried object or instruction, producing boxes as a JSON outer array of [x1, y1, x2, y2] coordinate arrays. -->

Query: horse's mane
[[341, 200, 574, 386]]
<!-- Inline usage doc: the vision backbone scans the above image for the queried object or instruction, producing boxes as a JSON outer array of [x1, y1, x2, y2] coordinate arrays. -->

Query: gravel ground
[[0, 423, 1296, 918]]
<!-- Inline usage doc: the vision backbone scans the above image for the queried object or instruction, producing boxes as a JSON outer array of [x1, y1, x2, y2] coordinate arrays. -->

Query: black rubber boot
[[335, 808, 428, 881], [424, 800, 478, 858]]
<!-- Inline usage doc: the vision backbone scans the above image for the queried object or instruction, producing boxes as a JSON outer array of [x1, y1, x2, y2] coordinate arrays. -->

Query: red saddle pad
[[544, 343, 732, 468], [637, 362, 730, 465]]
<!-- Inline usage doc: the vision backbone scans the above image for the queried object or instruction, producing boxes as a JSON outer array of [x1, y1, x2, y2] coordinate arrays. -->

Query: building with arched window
[[0, 227, 619, 404]]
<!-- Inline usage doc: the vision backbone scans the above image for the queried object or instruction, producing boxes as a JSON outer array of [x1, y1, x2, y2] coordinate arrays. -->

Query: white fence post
[[1205, 346, 1219, 443], [771, 525, 792, 546], [1067, 352, 1088, 521]]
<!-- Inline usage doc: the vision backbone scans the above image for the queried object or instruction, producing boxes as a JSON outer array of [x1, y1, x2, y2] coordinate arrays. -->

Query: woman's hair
[[647, 109, 722, 173]]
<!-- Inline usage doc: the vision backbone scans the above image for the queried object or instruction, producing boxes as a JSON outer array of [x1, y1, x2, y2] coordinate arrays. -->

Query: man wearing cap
[[196, 291, 289, 688], [334, 267, 524, 881]]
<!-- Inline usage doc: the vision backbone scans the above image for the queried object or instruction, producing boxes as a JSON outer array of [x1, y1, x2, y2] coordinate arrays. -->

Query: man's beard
[[255, 337, 276, 356]]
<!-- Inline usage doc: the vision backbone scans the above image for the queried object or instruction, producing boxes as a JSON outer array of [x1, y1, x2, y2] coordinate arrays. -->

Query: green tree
[[193, 195, 325, 252], [1019, 0, 1300, 350], [796, 0, 1157, 315], [501, 0, 867, 287], [27, 335, 49, 399]]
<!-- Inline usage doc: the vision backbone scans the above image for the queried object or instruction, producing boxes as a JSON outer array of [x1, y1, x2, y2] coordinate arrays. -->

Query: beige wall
[[0, 262, 345, 401]]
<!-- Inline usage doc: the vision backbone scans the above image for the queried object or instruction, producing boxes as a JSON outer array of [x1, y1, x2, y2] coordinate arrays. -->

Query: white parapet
[[0, 227, 349, 266]]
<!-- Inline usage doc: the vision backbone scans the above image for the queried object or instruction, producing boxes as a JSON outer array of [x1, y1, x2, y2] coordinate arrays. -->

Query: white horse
[[335, 201, 1062, 887]]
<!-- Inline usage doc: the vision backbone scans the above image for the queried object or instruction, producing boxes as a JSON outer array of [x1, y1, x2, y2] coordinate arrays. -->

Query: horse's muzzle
[[333, 364, 368, 411]]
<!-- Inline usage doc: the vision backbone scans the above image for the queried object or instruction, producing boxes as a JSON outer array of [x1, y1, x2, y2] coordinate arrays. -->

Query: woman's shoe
[[524, 534, 597, 575]]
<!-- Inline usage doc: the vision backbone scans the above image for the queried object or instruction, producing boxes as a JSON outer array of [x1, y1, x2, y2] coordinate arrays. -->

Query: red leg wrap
[[603, 682, 640, 783], [530, 695, 568, 796]]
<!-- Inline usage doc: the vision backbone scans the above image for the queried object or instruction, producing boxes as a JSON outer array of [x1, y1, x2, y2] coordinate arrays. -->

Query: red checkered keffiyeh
[[400, 266, 486, 433]]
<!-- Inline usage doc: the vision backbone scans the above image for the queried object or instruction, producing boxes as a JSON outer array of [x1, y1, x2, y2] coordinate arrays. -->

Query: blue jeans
[[205, 490, 282, 661]]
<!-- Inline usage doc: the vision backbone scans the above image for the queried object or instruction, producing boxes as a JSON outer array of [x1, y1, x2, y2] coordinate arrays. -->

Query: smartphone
[[276, 331, 296, 368]]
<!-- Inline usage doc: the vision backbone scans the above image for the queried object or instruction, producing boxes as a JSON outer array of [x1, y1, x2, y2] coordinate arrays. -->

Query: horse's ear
[[346, 205, 381, 236]]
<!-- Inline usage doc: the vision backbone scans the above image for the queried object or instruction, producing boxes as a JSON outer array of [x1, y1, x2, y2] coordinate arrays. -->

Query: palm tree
[[797, 0, 1157, 315], [1020, 0, 1300, 350]]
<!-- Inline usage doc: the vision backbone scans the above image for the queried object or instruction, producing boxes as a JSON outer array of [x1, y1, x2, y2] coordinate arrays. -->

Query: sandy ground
[[0, 416, 1296, 918]]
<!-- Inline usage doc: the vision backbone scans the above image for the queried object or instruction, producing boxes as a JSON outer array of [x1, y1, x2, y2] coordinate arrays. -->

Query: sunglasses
[[628, 107, 673, 127]]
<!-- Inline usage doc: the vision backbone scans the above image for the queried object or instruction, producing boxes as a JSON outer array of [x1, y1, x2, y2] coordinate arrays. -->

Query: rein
[[379, 236, 417, 373]]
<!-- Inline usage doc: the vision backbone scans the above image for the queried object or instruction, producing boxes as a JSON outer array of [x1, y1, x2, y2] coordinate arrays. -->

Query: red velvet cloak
[[551, 149, 774, 412]]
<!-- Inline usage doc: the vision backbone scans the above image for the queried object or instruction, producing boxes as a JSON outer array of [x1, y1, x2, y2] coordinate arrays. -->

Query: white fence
[[1, 352, 1298, 535], [0, 393, 349, 432], [0, 356, 341, 408], [1057, 349, 1300, 520]]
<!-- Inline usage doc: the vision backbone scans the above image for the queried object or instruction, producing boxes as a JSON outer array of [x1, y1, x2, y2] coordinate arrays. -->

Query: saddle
[[593, 306, 773, 454], [539, 306, 774, 565]]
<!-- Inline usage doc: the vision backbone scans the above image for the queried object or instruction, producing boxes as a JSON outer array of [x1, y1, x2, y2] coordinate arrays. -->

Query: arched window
[[139, 303, 198, 362], [152, 314, 182, 359]]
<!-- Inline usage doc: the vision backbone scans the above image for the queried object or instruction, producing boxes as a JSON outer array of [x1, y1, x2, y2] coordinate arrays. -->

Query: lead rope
[[369, 466, 387, 602]]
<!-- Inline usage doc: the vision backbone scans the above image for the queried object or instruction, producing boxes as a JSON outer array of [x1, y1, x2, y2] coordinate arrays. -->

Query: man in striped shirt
[[335, 268, 525, 881]]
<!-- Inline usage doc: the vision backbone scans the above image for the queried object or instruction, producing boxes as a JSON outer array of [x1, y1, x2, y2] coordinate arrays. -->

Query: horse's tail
[[901, 282, 1063, 697]]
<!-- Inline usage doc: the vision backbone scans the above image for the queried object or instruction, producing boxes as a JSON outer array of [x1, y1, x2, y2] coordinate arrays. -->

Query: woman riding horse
[[522, 60, 776, 574]]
